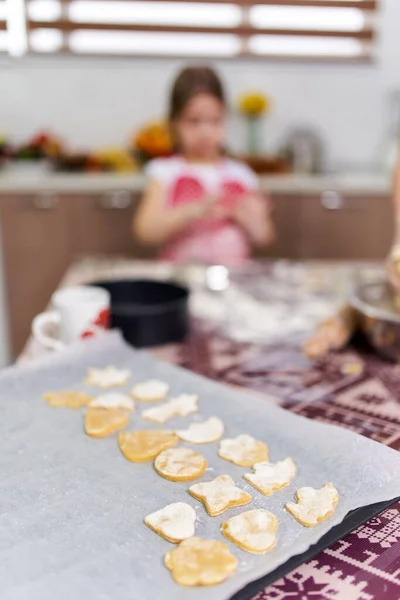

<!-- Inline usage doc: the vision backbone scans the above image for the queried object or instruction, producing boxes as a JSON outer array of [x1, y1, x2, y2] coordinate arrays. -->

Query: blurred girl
[[133, 66, 275, 264]]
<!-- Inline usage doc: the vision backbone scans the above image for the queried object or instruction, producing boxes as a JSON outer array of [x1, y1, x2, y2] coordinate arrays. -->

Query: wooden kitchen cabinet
[[299, 193, 393, 260], [0, 190, 148, 358], [263, 194, 302, 259], [69, 191, 150, 257], [0, 193, 73, 357]]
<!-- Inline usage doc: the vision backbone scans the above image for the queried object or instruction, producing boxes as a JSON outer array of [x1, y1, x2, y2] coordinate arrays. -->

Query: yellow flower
[[239, 93, 271, 117]]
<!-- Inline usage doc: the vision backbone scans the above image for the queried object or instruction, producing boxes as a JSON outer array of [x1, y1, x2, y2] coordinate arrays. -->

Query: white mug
[[32, 285, 111, 351]]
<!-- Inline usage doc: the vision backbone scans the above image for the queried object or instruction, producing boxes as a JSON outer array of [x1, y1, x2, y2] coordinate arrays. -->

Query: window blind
[[12, 0, 381, 60]]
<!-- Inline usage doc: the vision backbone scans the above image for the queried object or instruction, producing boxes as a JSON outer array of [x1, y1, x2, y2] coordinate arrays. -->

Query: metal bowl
[[350, 280, 400, 362]]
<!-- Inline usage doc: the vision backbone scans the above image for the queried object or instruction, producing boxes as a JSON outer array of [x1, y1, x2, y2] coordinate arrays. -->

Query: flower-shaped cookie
[[165, 537, 238, 586]]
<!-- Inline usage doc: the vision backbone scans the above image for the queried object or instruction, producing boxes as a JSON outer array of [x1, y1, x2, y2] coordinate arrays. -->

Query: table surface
[[21, 258, 400, 600]]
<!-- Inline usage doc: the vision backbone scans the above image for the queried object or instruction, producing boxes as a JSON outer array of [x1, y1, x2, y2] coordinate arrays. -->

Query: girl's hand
[[230, 193, 275, 246]]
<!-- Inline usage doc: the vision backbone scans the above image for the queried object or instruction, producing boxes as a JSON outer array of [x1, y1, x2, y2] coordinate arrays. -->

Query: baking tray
[[231, 496, 400, 599], [1, 331, 400, 600]]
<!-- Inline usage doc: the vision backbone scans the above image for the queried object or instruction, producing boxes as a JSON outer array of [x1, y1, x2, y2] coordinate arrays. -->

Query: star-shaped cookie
[[189, 475, 252, 517], [84, 366, 131, 388]]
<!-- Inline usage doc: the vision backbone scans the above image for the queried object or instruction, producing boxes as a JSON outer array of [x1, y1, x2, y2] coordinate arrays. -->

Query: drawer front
[[71, 192, 151, 257], [300, 193, 393, 260]]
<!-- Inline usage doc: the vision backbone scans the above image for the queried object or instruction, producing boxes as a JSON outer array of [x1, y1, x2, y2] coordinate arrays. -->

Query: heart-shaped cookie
[[118, 430, 178, 463], [85, 407, 129, 438], [145, 502, 196, 543], [221, 509, 278, 554]]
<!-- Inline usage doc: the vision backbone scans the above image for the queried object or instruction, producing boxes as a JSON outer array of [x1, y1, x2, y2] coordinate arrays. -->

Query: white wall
[[0, 0, 399, 167]]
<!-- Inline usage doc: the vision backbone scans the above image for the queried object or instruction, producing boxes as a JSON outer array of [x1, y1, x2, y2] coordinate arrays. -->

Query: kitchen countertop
[[0, 170, 392, 196]]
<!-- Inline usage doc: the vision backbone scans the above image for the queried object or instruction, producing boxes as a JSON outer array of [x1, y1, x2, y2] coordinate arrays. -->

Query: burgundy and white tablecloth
[[151, 263, 400, 600]]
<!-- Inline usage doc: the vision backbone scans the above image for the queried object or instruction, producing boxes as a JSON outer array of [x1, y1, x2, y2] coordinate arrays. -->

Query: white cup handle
[[32, 311, 66, 352]]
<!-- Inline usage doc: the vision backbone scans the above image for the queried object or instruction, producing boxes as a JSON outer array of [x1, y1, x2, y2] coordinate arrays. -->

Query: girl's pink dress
[[145, 156, 258, 265]]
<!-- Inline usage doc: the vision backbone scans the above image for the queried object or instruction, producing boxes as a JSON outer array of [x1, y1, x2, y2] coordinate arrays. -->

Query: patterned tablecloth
[[22, 258, 400, 600]]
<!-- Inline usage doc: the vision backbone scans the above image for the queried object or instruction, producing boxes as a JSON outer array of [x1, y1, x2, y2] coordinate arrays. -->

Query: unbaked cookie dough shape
[[118, 430, 178, 463], [89, 392, 135, 412], [286, 482, 339, 527], [219, 434, 269, 467], [145, 502, 196, 543], [84, 366, 131, 388], [165, 537, 238, 587], [85, 407, 129, 438], [130, 380, 169, 402], [154, 447, 207, 482], [176, 417, 224, 444], [244, 457, 296, 496], [142, 394, 198, 424], [44, 390, 93, 409], [189, 475, 251, 517], [221, 509, 278, 554]]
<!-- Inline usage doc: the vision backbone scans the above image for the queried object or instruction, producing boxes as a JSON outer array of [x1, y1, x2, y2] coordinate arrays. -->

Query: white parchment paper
[[1, 331, 400, 600]]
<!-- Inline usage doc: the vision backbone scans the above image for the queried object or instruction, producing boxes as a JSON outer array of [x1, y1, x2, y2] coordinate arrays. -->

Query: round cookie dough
[[85, 407, 129, 438], [219, 434, 268, 467], [130, 380, 169, 402], [154, 447, 207, 482]]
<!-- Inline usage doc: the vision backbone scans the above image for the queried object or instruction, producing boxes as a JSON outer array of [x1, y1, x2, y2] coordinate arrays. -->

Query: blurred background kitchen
[[0, 0, 398, 364]]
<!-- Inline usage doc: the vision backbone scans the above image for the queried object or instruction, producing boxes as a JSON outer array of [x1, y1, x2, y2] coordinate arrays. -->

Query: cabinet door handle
[[97, 191, 132, 210], [31, 193, 58, 210], [321, 191, 364, 211], [321, 191, 343, 210]]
